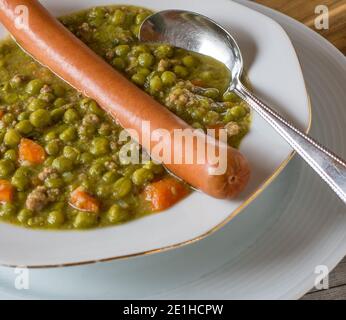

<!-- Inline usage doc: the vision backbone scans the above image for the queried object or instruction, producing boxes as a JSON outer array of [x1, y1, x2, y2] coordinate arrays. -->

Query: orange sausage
[[0, 0, 250, 199]]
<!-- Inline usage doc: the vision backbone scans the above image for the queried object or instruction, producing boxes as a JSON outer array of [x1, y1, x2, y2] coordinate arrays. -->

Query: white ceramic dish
[[0, 0, 310, 267]]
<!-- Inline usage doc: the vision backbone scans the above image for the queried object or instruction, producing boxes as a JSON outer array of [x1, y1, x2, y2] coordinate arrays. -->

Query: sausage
[[0, 0, 250, 199]]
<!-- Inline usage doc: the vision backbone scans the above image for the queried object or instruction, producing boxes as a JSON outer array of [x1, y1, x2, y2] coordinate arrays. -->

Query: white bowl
[[0, 0, 310, 267]]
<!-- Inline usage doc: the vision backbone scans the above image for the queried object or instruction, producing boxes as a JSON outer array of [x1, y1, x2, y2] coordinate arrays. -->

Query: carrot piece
[[144, 177, 189, 212], [19, 138, 46, 165], [0, 180, 14, 203], [70, 187, 100, 213], [191, 79, 206, 87]]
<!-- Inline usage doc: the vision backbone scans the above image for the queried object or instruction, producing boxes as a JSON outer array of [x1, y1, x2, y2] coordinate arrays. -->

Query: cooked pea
[[132, 168, 154, 186], [17, 208, 33, 223], [150, 76, 163, 92], [80, 152, 94, 165], [113, 177, 132, 199], [11, 175, 30, 191], [4, 149, 17, 161], [89, 163, 106, 178], [45, 177, 64, 189], [26, 79, 44, 95], [45, 140, 60, 156], [135, 12, 149, 25], [143, 161, 164, 175], [52, 156, 74, 173], [161, 71, 176, 86], [230, 105, 247, 119], [106, 204, 128, 224], [138, 53, 154, 68], [88, 100, 103, 116], [112, 9, 126, 25], [0, 203, 16, 218], [63, 146, 80, 162], [96, 184, 112, 198], [4, 129, 21, 147], [54, 98, 66, 108], [131, 73, 146, 86], [27, 98, 47, 111], [115, 44, 130, 57], [29, 109, 51, 128], [182, 55, 198, 68], [102, 171, 120, 184], [47, 210, 65, 227], [203, 111, 220, 125], [73, 212, 98, 229], [44, 130, 58, 142], [112, 57, 126, 71], [62, 172, 76, 184], [223, 91, 239, 102], [15, 120, 33, 135], [203, 88, 220, 99], [63, 108, 79, 123], [91, 137, 109, 156], [174, 65, 189, 78], [38, 92, 55, 103], [50, 108, 65, 121], [52, 84, 66, 97], [154, 45, 174, 59], [59, 127, 77, 142], [17, 111, 30, 121]]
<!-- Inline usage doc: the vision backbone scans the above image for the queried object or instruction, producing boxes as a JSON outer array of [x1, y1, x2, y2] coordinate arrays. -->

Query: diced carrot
[[70, 187, 100, 213], [0, 180, 14, 203], [144, 177, 189, 212], [191, 79, 206, 87], [19, 138, 46, 165]]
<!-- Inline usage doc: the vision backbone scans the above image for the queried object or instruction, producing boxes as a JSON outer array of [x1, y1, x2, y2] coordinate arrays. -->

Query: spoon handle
[[235, 82, 346, 204]]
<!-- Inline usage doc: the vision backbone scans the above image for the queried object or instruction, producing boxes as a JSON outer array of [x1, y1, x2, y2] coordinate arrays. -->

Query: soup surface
[[0, 5, 251, 229]]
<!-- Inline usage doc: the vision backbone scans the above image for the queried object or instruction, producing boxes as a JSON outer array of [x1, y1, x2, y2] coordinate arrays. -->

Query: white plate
[[0, 0, 345, 300], [0, 0, 310, 267]]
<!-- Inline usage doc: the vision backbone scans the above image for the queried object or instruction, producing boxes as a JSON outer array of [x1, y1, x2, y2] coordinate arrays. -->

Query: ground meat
[[11, 74, 25, 86], [79, 22, 90, 32], [225, 122, 240, 137], [105, 49, 115, 60], [46, 188, 60, 202], [40, 84, 52, 94], [157, 59, 170, 72], [82, 113, 100, 125], [38, 167, 58, 181], [26, 186, 49, 212]]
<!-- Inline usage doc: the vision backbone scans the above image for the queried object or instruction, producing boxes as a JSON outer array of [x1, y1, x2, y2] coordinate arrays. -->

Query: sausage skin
[[0, 0, 250, 199]]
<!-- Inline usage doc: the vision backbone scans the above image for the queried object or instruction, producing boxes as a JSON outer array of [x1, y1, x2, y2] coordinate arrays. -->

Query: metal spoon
[[139, 10, 346, 204]]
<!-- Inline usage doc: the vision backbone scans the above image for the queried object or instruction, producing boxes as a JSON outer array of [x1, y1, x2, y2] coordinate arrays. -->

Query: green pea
[[63, 108, 79, 124], [4, 149, 17, 161], [200, 71, 213, 81], [45, 177, 64, 189], [11, 175, 30, 191], [38, 92, 55, 103], [102, 171, 120, 184], [15, 120, 33, 135], [50, 108, 65, 122], [135, 12, 150, 25], [47, 210, 65, 227], [138, 53, 154, 68], [63, 146, 80, 162], [52, 84, 66, 97], [80, 152, 94, 165], [137, 68, 151, 77], [143, 161, 164, 175], [113, 177, 132, 199], [3, 93, 18, 104], [98, 123, 111, 136], [150, 76, 163, 92], [62, 172, 76, 184], [59, 127, 77, 142], [223, 91, 239, 103], [106, 204, 128, 224], [230, 105, 247, 119], [115, 44, 130, 57], [91, 137, 109, 156], [161, 71, 176, 86], [54, 98, 66, 108], [89, 163, 106, 178], [203, 88, 220, 99], [2, 113, 15, 125], [174, 65, 189, 78], [154, 45, 174, 59], [112, 9, 126, 26], [17, 208, 33, 223], [44, 130, 58, 142], [4, 129, 21, 147], [29, 109, 51, 128], [88, 100, 103, 116], [25, 79, 44, 95], [17, 111, 30, 121], [203, 111, 220, 126], [44, 156, 55, 167], [96, 184, 112, 198], [27, 98, 47, 111], [0, 203, 17, 218], [73, 212, 97, 229], [52, 156, 73, 173], [131, 73, 146, 86], [132, 168, 154, 186], [182, 55, 198, 68], [112, 57, 126, 71], [45, 140, 60, 156]]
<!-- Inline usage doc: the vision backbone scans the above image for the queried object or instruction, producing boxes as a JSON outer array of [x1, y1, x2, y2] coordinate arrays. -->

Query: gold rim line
[[1, 93, 312, 269]]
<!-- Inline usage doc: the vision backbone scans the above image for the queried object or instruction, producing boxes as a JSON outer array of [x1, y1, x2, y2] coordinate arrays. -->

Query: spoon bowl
[[140, 10, 346, 204]]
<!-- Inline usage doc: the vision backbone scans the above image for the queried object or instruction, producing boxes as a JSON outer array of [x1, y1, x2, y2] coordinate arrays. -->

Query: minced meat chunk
[[25, 186, 49, 212]]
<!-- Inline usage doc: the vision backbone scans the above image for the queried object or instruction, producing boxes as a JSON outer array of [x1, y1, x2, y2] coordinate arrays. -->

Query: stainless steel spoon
[[139, 10, 346, 204]]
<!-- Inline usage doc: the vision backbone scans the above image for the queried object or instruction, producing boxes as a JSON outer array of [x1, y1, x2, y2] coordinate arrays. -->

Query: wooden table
[[254, 0, 346, 300]]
